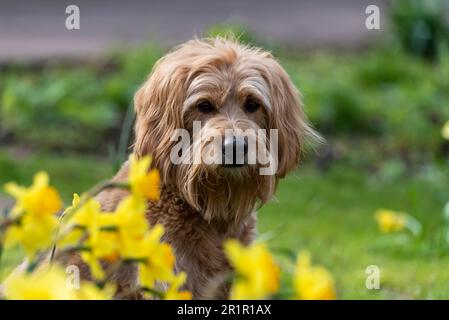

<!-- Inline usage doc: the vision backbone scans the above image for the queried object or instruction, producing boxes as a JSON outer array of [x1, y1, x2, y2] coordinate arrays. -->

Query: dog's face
[[133, 38, 316, 222]]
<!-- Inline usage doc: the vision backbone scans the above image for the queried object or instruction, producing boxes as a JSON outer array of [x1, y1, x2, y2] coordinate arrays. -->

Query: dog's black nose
[[222, 136, 248, 167]]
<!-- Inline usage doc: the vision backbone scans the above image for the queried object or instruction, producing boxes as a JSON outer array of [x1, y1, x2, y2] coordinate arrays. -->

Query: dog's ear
[[267, 61, 318, 178], [133, 53, 188, 176]]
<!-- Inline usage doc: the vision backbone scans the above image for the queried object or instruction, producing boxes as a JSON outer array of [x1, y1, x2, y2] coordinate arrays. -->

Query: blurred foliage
[[0, 45, 163, 150], [1, 19, 449, 169], [284, 46, 449, 168], [390, 0, 449, 60], [1, 70, 118, 149]]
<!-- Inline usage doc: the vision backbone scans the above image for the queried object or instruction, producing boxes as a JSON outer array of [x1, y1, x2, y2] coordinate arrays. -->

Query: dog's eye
[[244, 99, 260, 113], [197, 101, 215, 113]]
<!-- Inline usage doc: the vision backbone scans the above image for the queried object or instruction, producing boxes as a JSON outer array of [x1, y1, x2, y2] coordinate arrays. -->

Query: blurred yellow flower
[[65, 196, 120, 257], [82, 214, 121, 280], [88, 224, 120, 261], [60, 196, 119, 279], [442, 120, 449, 140], [1, 163, 184, 300], [80, 252, 107, 281], [60, 194, 152, 278], [139, 242, 175, 289], [164, 272, 192, 300], [76, 282, 115, 300], [70, 196, 103, 228], [108, 194, 149, 259], [4, 266, 76, 300], [115, 195, 149, 239], [4, 171, 62, 217], [3, 172, 63, 258], [129, 154, 160, 201], [375, 209, 406, 233], [4, 265, 114, 300], [4, 213, 58, 258], [138, 225, 176, 289], [57, 194, 86, 247], [224, 240, 279, 300], [293, 251, 336, 300], [58, 196, 105, 248]]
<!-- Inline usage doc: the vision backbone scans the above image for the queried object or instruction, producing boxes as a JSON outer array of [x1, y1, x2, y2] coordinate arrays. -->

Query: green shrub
[[390, 0, 449, 60], [287, 47, 449, 164], [1, 70, 119, 149], [0, 46, 163, 150]]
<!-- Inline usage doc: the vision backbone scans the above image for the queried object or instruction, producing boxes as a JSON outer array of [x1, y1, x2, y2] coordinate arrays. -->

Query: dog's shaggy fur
[[5, 38, 317, 299]]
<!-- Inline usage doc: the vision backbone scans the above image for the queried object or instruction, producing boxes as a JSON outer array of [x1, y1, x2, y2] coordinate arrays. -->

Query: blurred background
[[1, 0, 449, 299]]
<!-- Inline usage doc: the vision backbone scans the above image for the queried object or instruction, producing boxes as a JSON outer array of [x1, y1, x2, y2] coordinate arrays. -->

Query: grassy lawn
[[0, 148, 114, 200], [259, 164, 449, 299], [1, 148, 448, 299]]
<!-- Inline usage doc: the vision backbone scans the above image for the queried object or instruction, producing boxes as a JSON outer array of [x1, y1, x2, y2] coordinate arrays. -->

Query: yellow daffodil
[[88, 225, 120, 261], [293, 251, 336, 300], [164, 272, 192, 300], [69, 195, 102, 228], [107, 194, 148, 259], [2, 171, 62, 258], [59, 194, 150, 278], [61, 196, 120, 258], [59, 196, 119, 280], [4, 171, 62, 217], [375, 209, 406, 233], [58, 196, 110, 249], [4, 265, 115, 300], [115, 195, 149, 239], [76, 282, 116, 300], [442, 120, 449, 140], [4, 213, 58, 258], [57, 194, 86, 248], [80, 252, 107, 281], [128, 154, 160, 201], [138, 225, 176, 289], [138, 242, 175, 286], [224, 240, 279, 300], [4, 266, 77, 300], [81, 214, 121, 280]]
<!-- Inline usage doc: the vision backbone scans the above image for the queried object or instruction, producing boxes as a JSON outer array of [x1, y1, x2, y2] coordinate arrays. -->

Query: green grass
[[0, 148, 114, 199], [1, 149, 448, 299], [259, 164, 449, 299]]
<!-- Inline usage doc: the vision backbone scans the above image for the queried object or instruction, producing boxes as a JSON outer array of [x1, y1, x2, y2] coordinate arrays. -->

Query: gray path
[[0, 0, 386, 61]]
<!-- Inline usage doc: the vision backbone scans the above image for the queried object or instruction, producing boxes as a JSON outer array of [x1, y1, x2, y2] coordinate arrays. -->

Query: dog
[[4, 37, 318, 299]]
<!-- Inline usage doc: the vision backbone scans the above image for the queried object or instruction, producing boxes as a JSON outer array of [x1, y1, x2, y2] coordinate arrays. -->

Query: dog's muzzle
[[222, 136, 248, 167]]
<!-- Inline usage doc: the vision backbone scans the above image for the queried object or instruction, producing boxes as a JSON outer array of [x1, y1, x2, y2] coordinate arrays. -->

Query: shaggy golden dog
[[4, 37, 317, 299], [95, 37, 316, 299]]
